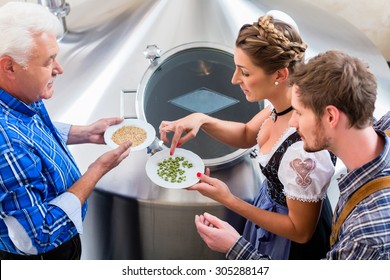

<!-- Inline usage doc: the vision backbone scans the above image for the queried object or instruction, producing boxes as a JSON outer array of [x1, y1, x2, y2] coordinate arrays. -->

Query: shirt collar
[[338, 129, 390, 199], [0, 88, 39, 117]]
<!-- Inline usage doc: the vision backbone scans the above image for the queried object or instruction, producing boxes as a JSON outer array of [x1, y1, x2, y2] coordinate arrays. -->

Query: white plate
[[104, 119, 156, 151], [145, 148, 205, 189]]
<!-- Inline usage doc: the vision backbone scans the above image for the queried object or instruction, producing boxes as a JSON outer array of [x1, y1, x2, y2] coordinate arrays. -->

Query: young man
[[194, 50, 390, 260], [288, 50, 390, 259]]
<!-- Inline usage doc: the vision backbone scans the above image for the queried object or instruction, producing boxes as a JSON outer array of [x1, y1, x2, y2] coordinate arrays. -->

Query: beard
[[299, 121, 331, 153]]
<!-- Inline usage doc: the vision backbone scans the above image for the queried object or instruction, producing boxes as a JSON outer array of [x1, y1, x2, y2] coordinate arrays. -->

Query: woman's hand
[[159, 113, 205, 155], [187, 168, 234, 206]]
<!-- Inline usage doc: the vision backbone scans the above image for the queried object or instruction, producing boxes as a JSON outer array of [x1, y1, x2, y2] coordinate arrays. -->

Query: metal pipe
[[38, 0, 70, 37]]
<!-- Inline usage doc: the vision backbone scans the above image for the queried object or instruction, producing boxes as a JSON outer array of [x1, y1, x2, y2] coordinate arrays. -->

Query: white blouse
[[257, 127, 335, 202]]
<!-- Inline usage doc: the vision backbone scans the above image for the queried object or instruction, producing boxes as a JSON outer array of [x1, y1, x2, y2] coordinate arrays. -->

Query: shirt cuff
[[53, 122, 71, 143], [226, 236, 271, 260], [49, 192, 83, 234]]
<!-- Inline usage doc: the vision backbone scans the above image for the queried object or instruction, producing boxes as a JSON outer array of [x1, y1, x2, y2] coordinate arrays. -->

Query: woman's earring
[[274, 81, 279, 86]]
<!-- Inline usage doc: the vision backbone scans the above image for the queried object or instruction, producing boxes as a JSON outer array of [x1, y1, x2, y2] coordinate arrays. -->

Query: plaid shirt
[[0, 89, 86, 255], [227, 112, 390, 260], [327, 117, 390, 259]]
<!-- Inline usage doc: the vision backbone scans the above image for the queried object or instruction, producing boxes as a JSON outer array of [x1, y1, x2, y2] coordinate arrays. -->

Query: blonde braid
[[258, 16, 291, 47], [236, 15, 307, 74]]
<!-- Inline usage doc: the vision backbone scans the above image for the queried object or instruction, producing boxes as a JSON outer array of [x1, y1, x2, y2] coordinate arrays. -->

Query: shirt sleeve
[[49, 192, 83, 234], [226, 236, 271, 260], [279, 141, 335, 202], [373, 111, 390, 131], [326, 236, 378, 259], [2, 192, 83, 255], [0, 143, 80, 254], [53, 122, 71, 143]]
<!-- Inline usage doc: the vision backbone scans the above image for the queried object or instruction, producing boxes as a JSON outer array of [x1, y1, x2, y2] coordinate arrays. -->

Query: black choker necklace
[[270, 106, 293, 122]]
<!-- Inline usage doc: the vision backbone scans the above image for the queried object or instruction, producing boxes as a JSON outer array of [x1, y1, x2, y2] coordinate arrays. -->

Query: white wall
[[308, 0, 390, 61]]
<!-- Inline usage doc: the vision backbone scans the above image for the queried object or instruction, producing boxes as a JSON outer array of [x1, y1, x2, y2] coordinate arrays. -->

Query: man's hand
[[67, 117, 124, 144], [195, 212, 240, 253]]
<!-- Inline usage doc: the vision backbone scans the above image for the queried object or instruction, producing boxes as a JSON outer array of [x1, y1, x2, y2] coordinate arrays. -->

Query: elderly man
[[0, 2, 131, 259]]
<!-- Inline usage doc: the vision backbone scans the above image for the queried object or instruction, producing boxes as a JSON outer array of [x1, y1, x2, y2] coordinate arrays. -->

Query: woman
[[159, 12, 335, 260]]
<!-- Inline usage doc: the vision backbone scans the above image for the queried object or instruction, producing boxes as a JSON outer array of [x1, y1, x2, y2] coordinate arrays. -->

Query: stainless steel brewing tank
[[122, 42, 262, 260], [135, 42, 262, 169], [43, 0, 390, 259]]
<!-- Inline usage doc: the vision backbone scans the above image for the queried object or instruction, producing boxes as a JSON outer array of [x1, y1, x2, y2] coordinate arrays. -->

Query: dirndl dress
[[242, 128, 335, 259]]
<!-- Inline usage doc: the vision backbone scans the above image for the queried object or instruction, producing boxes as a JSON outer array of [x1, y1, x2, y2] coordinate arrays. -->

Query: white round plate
[[145, 148, 205, 189], [104, 119, 156, 151]]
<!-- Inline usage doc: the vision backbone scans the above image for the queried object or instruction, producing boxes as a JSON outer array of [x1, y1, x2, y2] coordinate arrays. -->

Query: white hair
[[0, 2, 63, 67]]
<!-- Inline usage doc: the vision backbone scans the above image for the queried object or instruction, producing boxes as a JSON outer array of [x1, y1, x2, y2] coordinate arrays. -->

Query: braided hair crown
[[236, 10, 307, 75]]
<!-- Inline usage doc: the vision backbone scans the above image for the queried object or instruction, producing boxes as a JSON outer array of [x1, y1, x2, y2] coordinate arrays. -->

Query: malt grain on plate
[[111, 125, 147, 146]]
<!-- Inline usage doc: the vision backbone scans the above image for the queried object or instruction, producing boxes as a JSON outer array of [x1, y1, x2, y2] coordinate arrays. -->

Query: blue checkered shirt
[[0, 89, 87, 255]]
